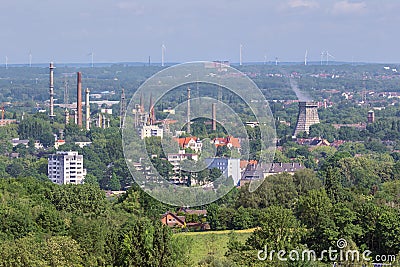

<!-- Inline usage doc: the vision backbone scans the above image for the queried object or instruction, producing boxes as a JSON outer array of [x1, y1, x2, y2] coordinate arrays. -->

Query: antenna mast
[[187, 87, 191, 134], [64, 76, 69, 106], [120, 88, 126, 128], [49, 62, 56, 119]]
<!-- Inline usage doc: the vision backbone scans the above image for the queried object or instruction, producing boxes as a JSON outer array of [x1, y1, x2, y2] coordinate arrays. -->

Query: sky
[[1, 0, 400, 64]]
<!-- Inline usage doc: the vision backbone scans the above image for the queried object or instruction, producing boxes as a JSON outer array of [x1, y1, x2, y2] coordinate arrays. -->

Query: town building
[[47, 151, 86, 185], [11, 138, 43, 149], [54, 140, 66, 150], [240, 162, 305, 186], [205, 157, 241, 185], [161, 210, 210, 230], [167, 150, 199, 173], [212, 136, 241, 149], [175, 136, 203, 152], [139, 125, 164, 139], [0, 119, 17, 126]]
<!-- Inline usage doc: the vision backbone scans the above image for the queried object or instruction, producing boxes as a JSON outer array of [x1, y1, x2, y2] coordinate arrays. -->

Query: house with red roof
[[175, 137, 203, 152], [212, 136, 240, 149]]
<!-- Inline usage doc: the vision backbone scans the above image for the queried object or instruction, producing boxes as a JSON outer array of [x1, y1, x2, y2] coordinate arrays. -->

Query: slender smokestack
[[77, 72, 83, 127], [187, 87, 191, 134], [49, 62, 55, 119], [85, 88, 90, 131], [149, 93, 155, 125], [212, 103, 216, 131]]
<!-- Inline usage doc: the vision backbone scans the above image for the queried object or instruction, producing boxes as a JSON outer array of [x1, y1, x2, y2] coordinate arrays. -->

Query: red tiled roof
[[213, 136, 240, 148], [240, 160, 258, 169], [175, 137, 199, 148]]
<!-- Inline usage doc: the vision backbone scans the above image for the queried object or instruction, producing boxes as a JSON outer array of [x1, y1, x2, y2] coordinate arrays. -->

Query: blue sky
[[1, 0, 399, 64]]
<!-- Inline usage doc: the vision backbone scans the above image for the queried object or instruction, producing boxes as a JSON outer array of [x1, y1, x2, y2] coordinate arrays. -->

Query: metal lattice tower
[[64, 76, 69, 106], [120, 88, 126, 128], [49, 62, 55, 119]]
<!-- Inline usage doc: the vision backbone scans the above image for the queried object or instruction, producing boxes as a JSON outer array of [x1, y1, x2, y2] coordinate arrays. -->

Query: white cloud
[[288, 0, 319, 9], [332, 1, 367, 15]]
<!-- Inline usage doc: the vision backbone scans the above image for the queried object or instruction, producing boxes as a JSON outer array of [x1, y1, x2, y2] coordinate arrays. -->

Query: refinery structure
[[47, 62, 127, 130]]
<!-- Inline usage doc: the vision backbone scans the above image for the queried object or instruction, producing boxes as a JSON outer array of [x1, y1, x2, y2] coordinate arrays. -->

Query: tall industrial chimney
[[149, 94, 155, 125], [49, 62, 55, 119], [187, 87, 191, 134], [212, 103, 217, 131], [85, 88, 90, 131], [293, 102, 320, 137], [77, 72, 83, 127]]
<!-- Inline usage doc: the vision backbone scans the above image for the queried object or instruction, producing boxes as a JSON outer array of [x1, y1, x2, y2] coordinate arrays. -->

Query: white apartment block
[[48, 151, 86, 185], [139, 125, 164, 139], [167, 150, 199, 173], [205, 158, 241, 186]]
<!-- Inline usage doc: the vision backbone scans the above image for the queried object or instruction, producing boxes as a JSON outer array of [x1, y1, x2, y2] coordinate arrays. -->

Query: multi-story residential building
[[205, 157, 241, 186], [139, 125, 164, 139], [48, 151, 86, 185], [167, 150, 199, 173]]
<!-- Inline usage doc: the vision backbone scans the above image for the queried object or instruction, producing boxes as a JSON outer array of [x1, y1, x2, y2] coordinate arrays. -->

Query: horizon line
[[1, 60, 399, 67]]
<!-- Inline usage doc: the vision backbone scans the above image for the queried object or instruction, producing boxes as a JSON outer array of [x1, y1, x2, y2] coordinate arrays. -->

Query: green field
[[174, 229, 255, 265]]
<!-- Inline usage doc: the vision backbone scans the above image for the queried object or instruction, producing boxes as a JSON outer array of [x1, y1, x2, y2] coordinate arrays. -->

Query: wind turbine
[[304, 50, 308, 66], [239, 44, 243, 66], [5, 56, 8, 69], [264, 54, 267, 65], [320, 51, 325, 66], [275, 57, 279, 66], [29, 50, 32, 67], [161, 43, 166, 67], [326, 51, 335, 65], [91, 52, 94, 68], [88, 52, 94, 68]]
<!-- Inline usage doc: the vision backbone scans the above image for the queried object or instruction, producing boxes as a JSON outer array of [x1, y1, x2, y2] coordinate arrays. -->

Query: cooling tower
[[293, 102, 320, 136]]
